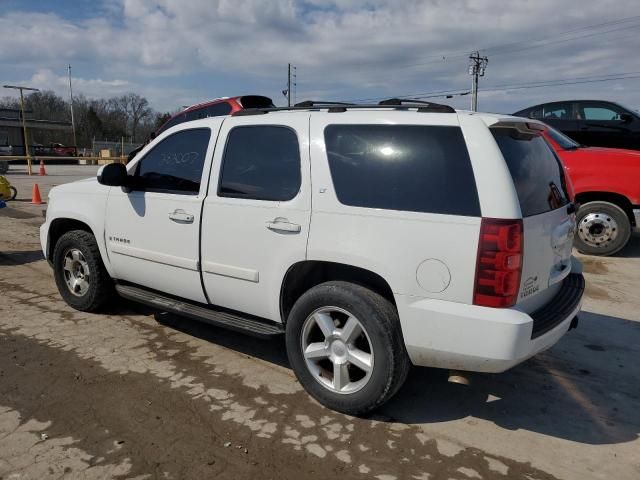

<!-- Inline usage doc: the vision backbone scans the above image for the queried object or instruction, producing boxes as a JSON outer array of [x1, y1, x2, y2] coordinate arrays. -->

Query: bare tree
[[2, 90, 160, 148], [116, 93, 152, 142]]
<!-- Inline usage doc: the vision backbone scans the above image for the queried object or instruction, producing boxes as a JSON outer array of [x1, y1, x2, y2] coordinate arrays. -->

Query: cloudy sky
[[1, 0, 639, 114]]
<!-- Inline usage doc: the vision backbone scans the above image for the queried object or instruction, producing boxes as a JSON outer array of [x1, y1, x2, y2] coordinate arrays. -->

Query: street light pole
[[68, 64, 77, 150], [3, 84, 40, 175]]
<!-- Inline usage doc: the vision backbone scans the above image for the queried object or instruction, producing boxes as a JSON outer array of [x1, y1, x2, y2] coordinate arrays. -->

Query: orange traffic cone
[[39, 160, 46, 176], [31, 184, 43, 205]]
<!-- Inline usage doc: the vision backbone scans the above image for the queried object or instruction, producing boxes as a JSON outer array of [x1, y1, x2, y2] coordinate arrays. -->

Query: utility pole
[[468, 51, 488, 112], [68, 64, 77, 149], [3, 84, 40, 175], [292, 65, 297, 105], [282, 63, 296, 107], [287, 63, 291, 107]]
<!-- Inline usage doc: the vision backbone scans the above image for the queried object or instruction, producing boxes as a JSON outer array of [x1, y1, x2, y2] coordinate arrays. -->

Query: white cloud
[[27, 69, 131, 98], [1, 0, 639, 112]]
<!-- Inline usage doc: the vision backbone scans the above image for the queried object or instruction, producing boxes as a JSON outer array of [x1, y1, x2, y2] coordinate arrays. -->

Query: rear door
[[200, 114, 311, 321], [491, 124, 575, 311]]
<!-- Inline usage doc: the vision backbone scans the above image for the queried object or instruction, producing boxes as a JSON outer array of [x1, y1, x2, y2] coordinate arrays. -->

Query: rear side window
[[219, 126, 301, 201], [543, 102, 574, 120], [324, 125, 480, 216], [492, 128, 569, 217]]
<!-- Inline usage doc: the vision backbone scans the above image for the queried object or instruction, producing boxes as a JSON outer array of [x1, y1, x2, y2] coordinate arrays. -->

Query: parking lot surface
[[1, 165, 639, 479]]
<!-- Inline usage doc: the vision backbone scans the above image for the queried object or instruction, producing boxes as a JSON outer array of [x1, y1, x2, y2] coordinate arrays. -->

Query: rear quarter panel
[[307, 112, 484, 303]]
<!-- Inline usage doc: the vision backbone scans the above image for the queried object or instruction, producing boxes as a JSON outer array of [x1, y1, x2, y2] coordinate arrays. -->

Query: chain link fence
[[92, 140, 141, 157]]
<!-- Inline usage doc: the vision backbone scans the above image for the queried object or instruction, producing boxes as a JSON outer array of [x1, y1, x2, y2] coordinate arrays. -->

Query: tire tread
[[53, 230, 114, 312], [286, 280, 410, 415]]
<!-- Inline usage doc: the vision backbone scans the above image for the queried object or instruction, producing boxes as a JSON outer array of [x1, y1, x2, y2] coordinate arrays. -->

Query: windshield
[[545, 126, 580, 150]]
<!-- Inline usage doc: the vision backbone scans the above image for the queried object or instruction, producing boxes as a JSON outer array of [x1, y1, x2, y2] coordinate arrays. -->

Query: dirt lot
[[1, 165, 639, 479]]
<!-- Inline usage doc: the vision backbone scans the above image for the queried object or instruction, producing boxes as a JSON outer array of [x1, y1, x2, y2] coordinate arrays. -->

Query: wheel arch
[[47, 218, 94, 260], [575, 191, 636, 227], [279, 260, 396, 323], [46, 218, 115, 276]]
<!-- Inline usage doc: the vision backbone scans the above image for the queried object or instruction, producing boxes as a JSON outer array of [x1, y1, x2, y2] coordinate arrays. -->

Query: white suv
[[40, 100, 585, 414]]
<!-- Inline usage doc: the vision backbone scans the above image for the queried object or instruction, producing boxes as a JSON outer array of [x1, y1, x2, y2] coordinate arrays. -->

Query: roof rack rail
[[294, 100, 354, 107], [378, 98, 455, 113], [231, 101, 457, 116]]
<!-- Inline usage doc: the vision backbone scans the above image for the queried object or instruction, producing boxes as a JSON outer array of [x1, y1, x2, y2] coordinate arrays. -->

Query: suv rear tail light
[[473, 218, 523, 308]]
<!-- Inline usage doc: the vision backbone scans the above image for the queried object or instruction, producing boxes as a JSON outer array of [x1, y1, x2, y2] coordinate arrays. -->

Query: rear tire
[[285, 281, 410, 415], [53, 230, 114, 312], [9, 186, 17, 200], [575, 201, 631, 256]]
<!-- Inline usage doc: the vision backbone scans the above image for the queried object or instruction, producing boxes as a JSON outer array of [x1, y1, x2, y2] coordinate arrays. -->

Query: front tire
[[9, 186, 17, 200], [53, 230, 114, 312], [575, 201, 631, 256], [286, 281, 410, 415]]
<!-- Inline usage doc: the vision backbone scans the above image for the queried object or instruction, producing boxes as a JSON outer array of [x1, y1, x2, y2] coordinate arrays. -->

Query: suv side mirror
[[620, 113, 633, 124], [98, 162, 129, 187]]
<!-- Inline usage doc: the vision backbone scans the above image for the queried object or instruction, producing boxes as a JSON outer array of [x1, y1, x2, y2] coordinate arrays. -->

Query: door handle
[[168, 209, 194, 223], [266, 218, 301, 233]]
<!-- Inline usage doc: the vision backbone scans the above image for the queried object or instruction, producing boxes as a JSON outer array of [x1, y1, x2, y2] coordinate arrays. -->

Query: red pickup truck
[[543, 126, 640, 256]]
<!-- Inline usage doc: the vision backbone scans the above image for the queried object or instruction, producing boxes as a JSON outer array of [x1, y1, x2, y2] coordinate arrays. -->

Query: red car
[[155, 95, 274, 136], [543, 126, 640, 256], [51, 143, 77, 157], [127, 95, 274, 162]]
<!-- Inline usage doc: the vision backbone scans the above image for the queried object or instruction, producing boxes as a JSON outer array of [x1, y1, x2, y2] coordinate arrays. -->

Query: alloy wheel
[[301, 306, 374, 394], [62, 248, 91, 296]]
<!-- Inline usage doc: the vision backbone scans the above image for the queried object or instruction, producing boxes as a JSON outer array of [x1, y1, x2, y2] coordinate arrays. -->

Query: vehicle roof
[[182, 96, 237, 113], [169, 106, 537, 129], [233, 107, 535, 126], [181, 94, 274, 113], [514, 99, 627, 112]]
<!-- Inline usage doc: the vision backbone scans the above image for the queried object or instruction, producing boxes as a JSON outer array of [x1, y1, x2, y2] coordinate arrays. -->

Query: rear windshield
[[545, 126, 580, 150], [492, 128, 569, 217], [239, 95, 275, 109], [324, 125, 480, 216]]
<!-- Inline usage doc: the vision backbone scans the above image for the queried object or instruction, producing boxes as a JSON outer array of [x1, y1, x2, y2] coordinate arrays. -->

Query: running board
[[115, 284, 284, 337]]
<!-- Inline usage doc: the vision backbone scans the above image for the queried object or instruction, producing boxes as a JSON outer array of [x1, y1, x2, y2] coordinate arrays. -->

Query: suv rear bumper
[[396, 273, 585, 373]]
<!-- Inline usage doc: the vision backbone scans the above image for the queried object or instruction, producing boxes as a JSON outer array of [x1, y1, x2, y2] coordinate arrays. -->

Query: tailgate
[[519, 206, 575, 310], [490, 122, 575, 312]]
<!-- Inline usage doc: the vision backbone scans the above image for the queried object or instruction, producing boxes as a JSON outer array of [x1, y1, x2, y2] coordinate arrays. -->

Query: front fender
[[43, 181, 113, 276]]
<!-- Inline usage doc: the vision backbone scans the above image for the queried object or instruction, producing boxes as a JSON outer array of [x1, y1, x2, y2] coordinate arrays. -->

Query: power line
[[302, 18, 640, 98], [481, 22, 640, 59], [347, 71, 640, 103], [345, 15, 640, 74], [410, 74, 640, 100], [298, 15, 640, 102], [480, 15, 640, 55], [475, 73, 640, 95]]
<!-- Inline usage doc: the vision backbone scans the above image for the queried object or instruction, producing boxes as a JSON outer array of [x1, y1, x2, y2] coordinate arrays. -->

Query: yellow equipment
[[0, 175, 17, 201]]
